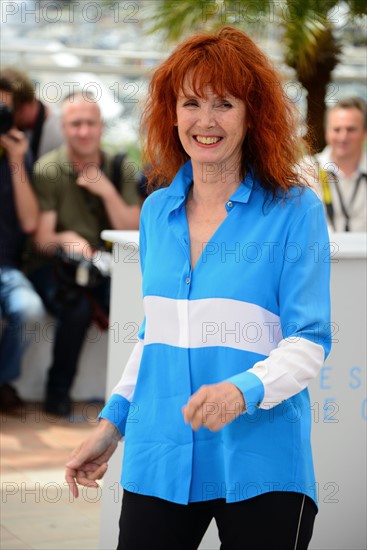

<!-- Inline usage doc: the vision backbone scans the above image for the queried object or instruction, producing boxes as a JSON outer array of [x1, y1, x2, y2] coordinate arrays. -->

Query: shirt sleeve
[[99, 204, 148, 433], [99, 338, 144, 435], [228, 199, 332, 414]]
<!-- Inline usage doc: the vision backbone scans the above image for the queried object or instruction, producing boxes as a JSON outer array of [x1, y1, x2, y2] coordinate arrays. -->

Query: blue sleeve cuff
[[227, 371, 265, 416], [98, 394, 131, 436]]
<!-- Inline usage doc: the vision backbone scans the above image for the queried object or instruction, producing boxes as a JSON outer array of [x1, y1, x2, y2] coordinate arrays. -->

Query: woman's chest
[[187, 211, 227, 269], [143, 206, 285, 309]]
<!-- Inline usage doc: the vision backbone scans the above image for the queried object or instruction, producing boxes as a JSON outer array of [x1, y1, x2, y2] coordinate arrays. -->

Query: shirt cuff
[[98, 394, 131, 436], [227, 371, 264, 416]]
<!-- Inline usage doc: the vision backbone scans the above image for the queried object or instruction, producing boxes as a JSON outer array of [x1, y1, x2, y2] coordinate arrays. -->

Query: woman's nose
[[198, 106, 215, 128]]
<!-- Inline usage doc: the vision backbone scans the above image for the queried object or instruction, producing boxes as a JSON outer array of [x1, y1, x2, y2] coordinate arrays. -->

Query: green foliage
[[148, 0, 214, 40], [147, 0, 366, 56], [284, 17, 342, 80], [347, 0, 367, 16]]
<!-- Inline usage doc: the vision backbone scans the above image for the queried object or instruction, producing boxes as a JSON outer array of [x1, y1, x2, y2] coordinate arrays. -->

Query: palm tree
[[145, 0, 366, 153]]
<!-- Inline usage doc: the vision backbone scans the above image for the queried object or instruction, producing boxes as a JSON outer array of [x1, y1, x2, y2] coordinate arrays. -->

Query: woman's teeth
[[195, 136, 221, 144]]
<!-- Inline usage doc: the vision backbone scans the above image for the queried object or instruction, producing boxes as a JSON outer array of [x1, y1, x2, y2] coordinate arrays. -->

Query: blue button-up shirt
[[100, 160, 331, 506]]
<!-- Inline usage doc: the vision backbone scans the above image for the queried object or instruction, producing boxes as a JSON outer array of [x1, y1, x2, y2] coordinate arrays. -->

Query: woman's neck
[[190, 161, 243, 206]]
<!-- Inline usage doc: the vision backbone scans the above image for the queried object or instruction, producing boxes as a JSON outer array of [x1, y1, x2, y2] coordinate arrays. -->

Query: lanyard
[[319, 166, 366, 232]]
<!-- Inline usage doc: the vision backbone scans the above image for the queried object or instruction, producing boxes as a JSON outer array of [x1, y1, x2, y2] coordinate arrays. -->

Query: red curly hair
[[141, 26, 308, 192]]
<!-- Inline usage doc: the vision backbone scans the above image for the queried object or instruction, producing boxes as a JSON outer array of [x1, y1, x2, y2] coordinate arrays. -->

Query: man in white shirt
[[312, 97, 366, 232]]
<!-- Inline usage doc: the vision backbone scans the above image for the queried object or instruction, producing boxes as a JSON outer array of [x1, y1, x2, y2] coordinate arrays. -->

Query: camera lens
[[0, 102, 14, 134]]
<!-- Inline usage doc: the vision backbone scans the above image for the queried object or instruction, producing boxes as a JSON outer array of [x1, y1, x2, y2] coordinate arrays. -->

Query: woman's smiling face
[[176, 76, 248, 174]]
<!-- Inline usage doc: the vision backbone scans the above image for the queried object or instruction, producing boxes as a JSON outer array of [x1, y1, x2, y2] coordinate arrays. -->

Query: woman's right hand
[[65, 419, 120, 498]]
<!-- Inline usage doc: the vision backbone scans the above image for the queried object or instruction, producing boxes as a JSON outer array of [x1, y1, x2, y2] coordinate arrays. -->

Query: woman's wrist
[[99, 418, 121, 440]]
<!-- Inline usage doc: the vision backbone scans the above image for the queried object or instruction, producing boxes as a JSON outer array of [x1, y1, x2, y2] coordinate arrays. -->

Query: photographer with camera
[[27, 91, 141, 417], [1, 67, 64, 161], [0, 75, 45, 411]]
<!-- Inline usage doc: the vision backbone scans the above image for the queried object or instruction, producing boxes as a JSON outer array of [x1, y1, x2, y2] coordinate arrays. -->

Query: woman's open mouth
[[194, 136, 222, 145]]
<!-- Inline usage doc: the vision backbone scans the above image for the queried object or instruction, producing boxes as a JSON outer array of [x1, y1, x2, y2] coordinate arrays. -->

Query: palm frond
[[145, 0, 278, 41], [146, 0, 219, 41], [284, 13, 341, 80]]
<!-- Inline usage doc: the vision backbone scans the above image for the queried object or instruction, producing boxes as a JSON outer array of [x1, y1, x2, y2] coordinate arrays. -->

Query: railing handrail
[[1, 44, 167, 60]]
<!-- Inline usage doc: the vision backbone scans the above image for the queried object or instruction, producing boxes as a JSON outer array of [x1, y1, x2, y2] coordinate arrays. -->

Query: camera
[[0, 101, 14, 134], [54, 247, 112, 290]]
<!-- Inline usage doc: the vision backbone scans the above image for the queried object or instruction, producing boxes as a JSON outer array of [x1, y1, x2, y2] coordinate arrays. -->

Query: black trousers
[[117, 490, 317, 550]]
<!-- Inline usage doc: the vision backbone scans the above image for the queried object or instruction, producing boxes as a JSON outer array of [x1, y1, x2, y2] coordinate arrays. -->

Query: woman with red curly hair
[[66, 27, 331, 550], [142, 26, 305, 194]]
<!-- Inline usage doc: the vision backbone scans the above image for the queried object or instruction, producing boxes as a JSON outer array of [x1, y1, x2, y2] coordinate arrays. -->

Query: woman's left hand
[[182, 382, 246, 432]]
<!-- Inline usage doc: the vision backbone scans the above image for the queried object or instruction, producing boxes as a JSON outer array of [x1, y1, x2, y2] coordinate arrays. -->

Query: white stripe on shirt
[[143, 295, 282, 356]]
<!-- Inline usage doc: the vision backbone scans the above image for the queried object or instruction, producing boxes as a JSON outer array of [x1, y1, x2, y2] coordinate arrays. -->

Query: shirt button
[[227, 201, 233, 208], [185, 277, 191, 284]]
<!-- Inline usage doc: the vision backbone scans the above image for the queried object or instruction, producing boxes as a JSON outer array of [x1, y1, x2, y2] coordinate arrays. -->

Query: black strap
[[96, 152, 127, 250], [327, 171, 366, 232], [30, 101, 46, 160], [325, 200, 336, 231], [111, 152, 126, 192]]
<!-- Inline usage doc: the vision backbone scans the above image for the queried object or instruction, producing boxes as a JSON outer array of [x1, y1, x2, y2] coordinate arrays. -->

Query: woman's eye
[[219, 101, 232, 108], [183, 100, 198, 107]]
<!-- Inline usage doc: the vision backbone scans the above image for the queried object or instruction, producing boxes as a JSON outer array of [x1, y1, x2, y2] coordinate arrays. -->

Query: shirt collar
[[57, 146, 105, 177], [166, 160, 255, 209], [317, 146, 367, 176]]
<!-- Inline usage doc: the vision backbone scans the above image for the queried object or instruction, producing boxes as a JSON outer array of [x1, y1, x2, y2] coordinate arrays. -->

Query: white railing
[[1, 45, 167, 77]]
